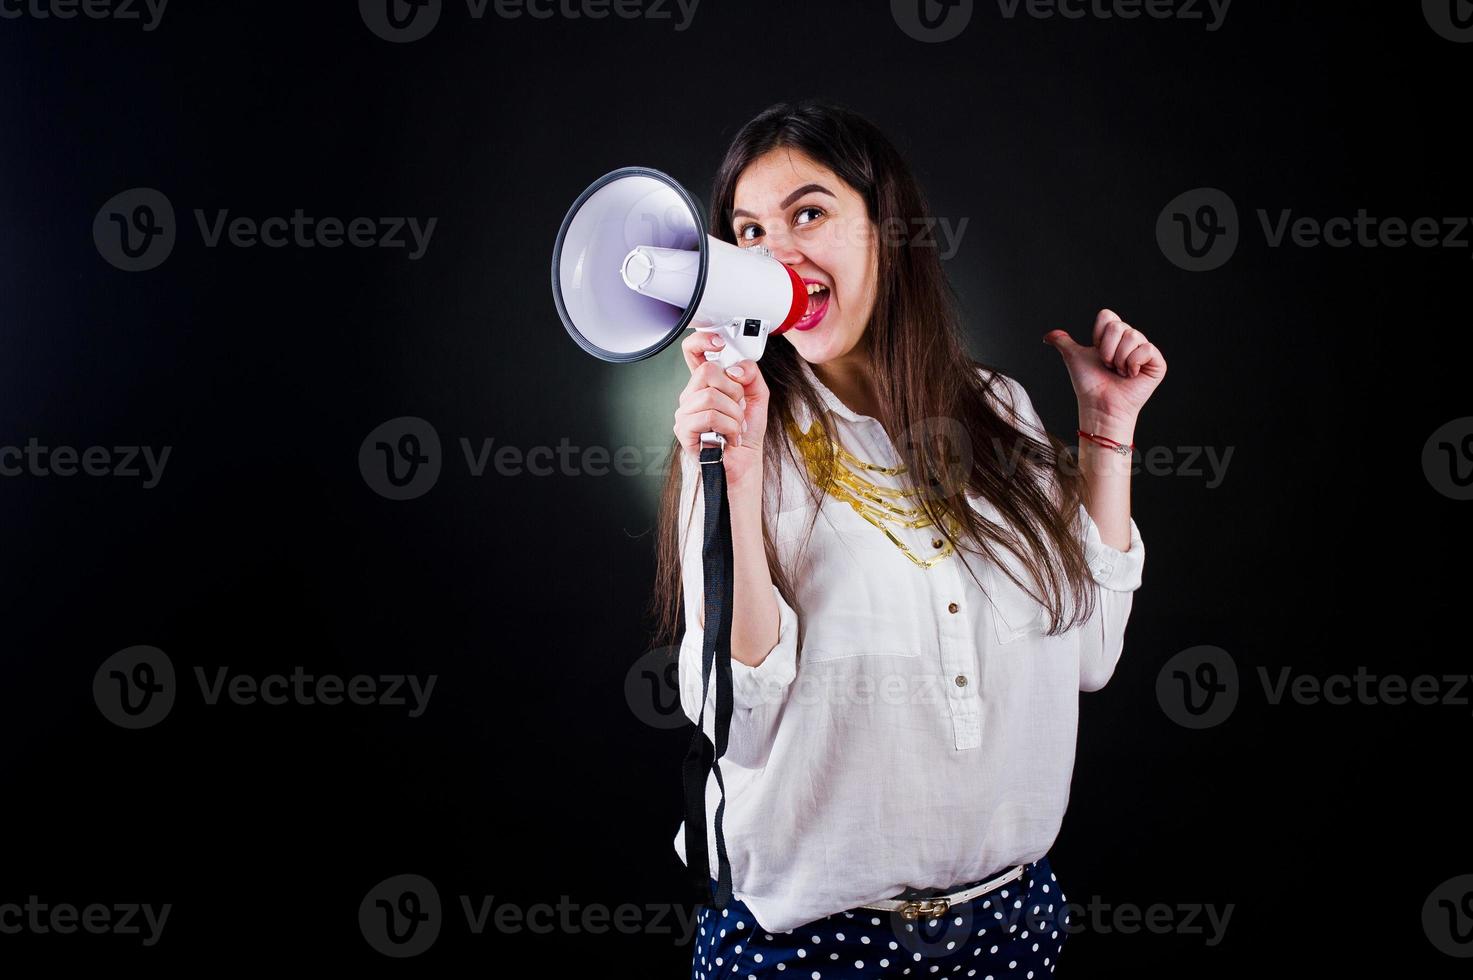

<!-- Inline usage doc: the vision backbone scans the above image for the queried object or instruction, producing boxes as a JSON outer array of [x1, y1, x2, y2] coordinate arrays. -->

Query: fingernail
[[712, 335, 725, 347], [725, 365, 743, 378], [742, 420, 748, 433]]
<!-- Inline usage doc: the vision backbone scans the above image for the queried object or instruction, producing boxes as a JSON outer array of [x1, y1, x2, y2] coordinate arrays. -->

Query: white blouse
[[671, 357, 1145, 935]]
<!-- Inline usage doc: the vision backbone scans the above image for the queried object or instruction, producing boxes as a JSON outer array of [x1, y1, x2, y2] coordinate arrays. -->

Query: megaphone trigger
[[701, 338, 746, 371]]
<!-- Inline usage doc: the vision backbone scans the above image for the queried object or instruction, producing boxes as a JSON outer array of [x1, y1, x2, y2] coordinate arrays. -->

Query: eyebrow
[[731, 183, 837, 221]]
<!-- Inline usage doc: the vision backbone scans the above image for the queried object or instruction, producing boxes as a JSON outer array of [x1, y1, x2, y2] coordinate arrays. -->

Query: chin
[[787, 325, 845, 362], [802, 339, 856, 367], [790, 341, 832, 365]]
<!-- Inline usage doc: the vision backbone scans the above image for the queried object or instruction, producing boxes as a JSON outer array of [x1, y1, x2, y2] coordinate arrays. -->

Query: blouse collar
[[792, 356, 877, 432]]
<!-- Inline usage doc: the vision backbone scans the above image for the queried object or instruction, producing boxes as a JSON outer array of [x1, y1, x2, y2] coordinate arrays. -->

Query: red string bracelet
[[1077, 429, 1135, 456]]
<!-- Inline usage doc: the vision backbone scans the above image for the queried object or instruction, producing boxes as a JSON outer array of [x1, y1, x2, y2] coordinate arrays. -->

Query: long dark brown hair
[[648, 98, 1095, 656]]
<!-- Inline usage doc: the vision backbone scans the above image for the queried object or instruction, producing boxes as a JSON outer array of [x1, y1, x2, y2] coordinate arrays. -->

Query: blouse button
[[954, 674, 967, 687], [947, 602, 959, 614], [932, 538, 944, 548]]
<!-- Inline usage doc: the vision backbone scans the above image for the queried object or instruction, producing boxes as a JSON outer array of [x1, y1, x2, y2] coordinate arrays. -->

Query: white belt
[[858, 864, 1026, 921]]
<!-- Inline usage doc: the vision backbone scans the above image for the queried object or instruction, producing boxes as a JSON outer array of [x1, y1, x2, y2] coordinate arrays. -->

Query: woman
[[651, 99, 1165, 978]]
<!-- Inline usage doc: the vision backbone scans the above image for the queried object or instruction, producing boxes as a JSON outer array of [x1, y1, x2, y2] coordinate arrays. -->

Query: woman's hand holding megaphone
[[675, 329, 769, 494]]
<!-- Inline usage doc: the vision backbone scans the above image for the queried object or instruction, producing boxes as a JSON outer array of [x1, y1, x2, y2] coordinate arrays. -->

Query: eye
[[736, 223, 763, 243], [795, 206, 825, 227]]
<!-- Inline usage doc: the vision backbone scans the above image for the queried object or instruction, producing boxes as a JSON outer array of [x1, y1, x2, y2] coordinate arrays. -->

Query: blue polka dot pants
[[690, 856, 1068, 979]]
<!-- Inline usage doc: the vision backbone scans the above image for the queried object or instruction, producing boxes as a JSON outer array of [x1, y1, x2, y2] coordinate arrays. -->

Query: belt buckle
[[899, 897, 949, 921]]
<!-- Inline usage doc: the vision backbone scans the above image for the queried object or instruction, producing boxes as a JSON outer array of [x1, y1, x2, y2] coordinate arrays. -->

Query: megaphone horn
[[551, 167, 808, 446]]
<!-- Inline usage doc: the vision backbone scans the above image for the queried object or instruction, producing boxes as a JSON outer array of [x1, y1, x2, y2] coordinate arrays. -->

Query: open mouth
[[794, 280, 830, 331]]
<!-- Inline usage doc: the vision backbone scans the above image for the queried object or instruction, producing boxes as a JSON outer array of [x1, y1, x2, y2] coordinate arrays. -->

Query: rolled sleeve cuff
[[1079, 503, 1145, 592], [734, 583, 799, 708], [685, 583, 800, 712]]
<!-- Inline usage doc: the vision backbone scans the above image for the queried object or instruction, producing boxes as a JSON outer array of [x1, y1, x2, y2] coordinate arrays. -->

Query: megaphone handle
[[700, 347, 725, 449], [702, 337, 746, 369], [699, 344, 746, 449]]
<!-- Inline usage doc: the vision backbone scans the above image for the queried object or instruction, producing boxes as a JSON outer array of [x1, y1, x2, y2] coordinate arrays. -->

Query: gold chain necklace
[[787, 417, 960, 569]]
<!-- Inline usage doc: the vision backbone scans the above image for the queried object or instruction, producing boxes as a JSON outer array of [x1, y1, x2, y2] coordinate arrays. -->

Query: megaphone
[[551, 166, 808, 447], [553, 166, 790, 910]]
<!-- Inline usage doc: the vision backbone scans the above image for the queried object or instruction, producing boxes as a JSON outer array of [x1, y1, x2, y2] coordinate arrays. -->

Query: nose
[[761, 226, 806, 268]]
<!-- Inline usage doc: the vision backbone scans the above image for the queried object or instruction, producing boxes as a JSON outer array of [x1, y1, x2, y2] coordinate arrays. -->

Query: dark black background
[[1, 0, 1468, 973]]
